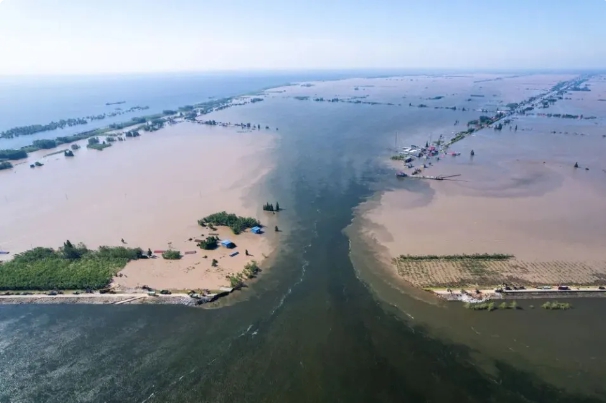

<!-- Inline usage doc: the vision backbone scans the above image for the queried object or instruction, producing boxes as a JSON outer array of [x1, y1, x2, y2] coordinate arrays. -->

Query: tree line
[[262, 202, 281, 212], [0, 241, 144, 290]]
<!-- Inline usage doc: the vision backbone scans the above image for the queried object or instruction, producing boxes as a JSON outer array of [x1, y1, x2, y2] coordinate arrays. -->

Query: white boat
[[401, 146, 420, 154]]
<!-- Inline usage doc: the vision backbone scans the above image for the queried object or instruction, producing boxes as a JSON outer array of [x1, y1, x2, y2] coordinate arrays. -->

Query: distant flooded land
[[349, 73, 606, 303]]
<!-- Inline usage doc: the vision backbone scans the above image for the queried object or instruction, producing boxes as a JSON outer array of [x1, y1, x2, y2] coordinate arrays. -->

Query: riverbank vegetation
[[0, 241, 143, 290], [0, 161, 13, 170], [464, 301, 519, 311], [198, 212, 260, 235], [542, 301, 572, 310]]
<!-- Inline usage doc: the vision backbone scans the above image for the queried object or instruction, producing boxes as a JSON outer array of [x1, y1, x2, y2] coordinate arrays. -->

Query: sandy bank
[[114, 225, 275, 291]]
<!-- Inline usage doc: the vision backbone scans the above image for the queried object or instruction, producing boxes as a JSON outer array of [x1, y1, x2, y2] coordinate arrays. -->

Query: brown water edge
[[346, 207, 606, 397]]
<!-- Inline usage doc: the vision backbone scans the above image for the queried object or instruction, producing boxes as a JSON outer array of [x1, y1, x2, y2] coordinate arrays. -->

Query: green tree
[[198, 236, 219, 250], [33, 139, 57, 149], [199, 212, 260, 234], [162, 250, 182, 260]]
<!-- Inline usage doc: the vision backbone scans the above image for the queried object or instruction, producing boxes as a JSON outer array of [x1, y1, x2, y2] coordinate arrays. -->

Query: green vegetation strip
[[0, 241, 143, 291], [398, 253, 513, 261], [464, 301, 519, 311], [542, 301, 571, 310]]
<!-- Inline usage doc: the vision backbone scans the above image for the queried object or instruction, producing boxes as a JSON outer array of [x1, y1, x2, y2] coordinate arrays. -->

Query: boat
[[395, 171, 408, 178], [401, 146, 421, 154]]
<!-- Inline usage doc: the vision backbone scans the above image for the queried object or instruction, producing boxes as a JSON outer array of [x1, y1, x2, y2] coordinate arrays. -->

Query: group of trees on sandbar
[[198, 236, 219, 250], [198, 212, 260, 235], [262, 202, 281, 212]]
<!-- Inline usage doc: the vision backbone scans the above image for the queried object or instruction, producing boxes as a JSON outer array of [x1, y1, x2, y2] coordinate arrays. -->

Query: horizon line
[[1, 67, 605, 78]]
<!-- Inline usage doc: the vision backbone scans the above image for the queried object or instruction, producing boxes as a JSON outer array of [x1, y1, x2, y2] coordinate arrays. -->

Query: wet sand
[[0, 122, 278, 290]]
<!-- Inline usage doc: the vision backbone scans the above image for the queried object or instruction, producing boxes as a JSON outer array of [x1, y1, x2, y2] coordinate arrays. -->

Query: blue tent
[[251, 226, 263, 234], [221, 239, 236, 248]]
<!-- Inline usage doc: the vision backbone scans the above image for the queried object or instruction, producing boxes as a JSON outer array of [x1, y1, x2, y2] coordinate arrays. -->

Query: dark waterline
[[1, 79, 603, 402]]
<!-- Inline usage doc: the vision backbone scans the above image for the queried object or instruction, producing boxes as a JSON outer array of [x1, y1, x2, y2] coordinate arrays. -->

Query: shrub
[[162, 250, 182, 260], [198, 236, 218, 250], [228, 275, 243, 288], [243, 260, 260, 278]]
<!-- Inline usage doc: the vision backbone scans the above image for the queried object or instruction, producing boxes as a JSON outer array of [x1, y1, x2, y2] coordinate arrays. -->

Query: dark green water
[[1, 86, 604, 402]]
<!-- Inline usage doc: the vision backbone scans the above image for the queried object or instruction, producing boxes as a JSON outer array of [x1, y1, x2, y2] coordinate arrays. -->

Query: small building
[[221, 239, 236, 249], [251, 226, 263, 234]]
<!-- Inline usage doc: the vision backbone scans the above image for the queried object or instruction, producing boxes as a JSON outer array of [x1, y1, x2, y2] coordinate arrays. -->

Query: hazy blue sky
[[0, 0, 605, 75]]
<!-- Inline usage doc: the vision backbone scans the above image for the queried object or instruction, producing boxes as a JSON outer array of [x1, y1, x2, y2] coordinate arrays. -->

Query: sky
[[0, 0, 605, 75]]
